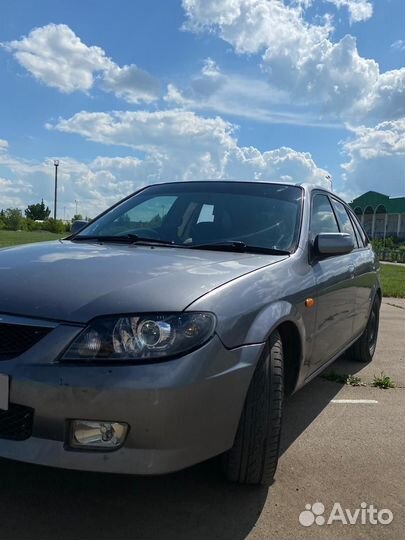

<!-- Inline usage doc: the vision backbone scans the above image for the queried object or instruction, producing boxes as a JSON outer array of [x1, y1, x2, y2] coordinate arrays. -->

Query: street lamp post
[[53, 160, 60, 220]]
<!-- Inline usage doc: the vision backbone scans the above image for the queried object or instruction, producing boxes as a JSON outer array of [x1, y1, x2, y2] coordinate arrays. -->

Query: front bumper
[[0, 323, 263, 474]]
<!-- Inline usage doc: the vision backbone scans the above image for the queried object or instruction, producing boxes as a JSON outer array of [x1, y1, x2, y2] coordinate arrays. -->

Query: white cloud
[[0, 151, 141, 217], [48, 108, 330, 185], [181, 0, 403, 124], [0, 109, 330, 215], [101, 64, 160, 104], [341, 118, 405, 195], [0, 139, 8, 151], [164, 58, 341, 128], [3, 24, 106, 93], [0, 176, 33, 208], [183, 0, 331, 55], [48, 109, 237, 155], [2, 24, 159, 103], [325, 0, 373, 23], [391, 39, 405, 51], [353, 68, 405, 124]]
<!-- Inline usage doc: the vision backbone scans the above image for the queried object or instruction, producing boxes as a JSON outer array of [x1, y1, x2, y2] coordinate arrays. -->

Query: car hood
[[0, 240, 287, 323]]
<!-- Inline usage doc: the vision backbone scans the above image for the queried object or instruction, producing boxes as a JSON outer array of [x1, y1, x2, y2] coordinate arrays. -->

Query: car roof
[[142, 179, 336, 198], [170, 180, 349, 206]]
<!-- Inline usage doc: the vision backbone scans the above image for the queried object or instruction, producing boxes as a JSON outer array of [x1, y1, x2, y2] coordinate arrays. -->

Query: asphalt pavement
[[0, 299, 403, 540]]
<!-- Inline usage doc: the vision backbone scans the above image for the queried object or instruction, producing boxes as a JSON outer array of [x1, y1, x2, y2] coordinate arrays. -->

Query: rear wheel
[[348, 295, 380, 363], [222, 330, 284, 486]]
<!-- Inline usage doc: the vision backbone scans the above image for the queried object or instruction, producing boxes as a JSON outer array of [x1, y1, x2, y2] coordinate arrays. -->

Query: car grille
[[0, 404, 34, 441], [0, 322, 51, 360]]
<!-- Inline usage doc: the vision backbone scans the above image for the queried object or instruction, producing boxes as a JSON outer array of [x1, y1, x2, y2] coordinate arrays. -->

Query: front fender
[[187, 258, 313, 344], [186, 257, 316, 388], [243, 300, 306, 347]]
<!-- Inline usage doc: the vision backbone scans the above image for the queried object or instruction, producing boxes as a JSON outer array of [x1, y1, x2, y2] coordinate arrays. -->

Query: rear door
[[329, 197, 369, 338], [309, 193, 357, 371], [347, 207, 377, 335]]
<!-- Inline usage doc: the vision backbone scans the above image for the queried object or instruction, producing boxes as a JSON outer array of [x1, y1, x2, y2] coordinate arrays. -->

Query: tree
[[3, 208, 24, 230], [25, 199, 51, 220], [73, 214, 83, 221]]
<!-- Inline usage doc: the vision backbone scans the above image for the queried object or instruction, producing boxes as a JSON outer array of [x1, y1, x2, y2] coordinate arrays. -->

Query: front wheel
[[348, 295, 380, 363], [222, 330, 284, 486]]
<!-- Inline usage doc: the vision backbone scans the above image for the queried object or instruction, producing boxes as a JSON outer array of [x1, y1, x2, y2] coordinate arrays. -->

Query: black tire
[[222, 330, 284, 486], [348, 295, 380, 363]]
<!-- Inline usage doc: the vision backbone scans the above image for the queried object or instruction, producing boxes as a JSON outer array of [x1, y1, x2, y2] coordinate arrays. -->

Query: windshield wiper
[[72, 235, 133, 243], [71, 234, 179, 247], [71, 235, 290, 254], [188, 241, 290, 255], [124, 234, 179, 246]]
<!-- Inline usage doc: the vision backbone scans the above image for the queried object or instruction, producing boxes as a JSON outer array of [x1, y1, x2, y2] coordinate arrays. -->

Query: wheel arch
[[237, 301, 307, 397], [276, 320, 302, 397]]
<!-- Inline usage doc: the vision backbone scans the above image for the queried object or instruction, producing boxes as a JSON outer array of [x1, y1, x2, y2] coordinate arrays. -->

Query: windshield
[[76, 182, 303, 252]]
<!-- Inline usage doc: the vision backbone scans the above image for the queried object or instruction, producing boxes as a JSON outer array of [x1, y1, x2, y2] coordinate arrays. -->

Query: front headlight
[[61, 312, 216, 362]]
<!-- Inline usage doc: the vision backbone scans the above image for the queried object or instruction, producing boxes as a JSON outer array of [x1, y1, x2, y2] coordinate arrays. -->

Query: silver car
[[0, 181, 380, 485]]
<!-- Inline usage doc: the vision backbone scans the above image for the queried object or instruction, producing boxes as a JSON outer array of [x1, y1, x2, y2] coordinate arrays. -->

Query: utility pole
[[53, 160, 60, 220], [75, 199, 79, 216]]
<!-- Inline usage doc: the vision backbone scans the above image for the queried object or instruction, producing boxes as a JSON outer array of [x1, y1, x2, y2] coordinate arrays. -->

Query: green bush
[[25, 219, 46, 231], [3, 208, 25, 231], [372, 238, 383, 251], [372, 237, 405, 253], [43, 219, 66, 234]]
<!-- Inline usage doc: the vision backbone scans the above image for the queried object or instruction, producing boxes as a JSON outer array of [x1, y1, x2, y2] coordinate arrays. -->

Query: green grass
[[373, 372, 395, 389], [0, 230, 65, 247], [323, 371, 396, 389], [345, 374, 366, 387], [380, 264, 405, 298]]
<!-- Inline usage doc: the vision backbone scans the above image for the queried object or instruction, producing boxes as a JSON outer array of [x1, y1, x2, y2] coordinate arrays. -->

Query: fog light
[[70, 420, 128, 450]]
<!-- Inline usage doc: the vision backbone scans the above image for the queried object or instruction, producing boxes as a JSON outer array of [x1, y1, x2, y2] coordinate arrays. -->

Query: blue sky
[[0, 0, 403, 218]]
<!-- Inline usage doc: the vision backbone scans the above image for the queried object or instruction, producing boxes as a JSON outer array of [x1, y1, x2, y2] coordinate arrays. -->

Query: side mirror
[[70, 220, 89, 235], [314, 233, 354, 257]]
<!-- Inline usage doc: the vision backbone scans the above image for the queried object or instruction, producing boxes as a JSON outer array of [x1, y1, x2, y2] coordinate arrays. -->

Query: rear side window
[[331, 199, 359, 248], [348, 210, 368, 247], [311, 194, 339, 235]]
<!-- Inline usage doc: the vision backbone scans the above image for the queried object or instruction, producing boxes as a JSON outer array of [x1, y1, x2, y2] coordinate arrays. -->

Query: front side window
[[311, 194, 339, 236], [76, 182, 303, 252]]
